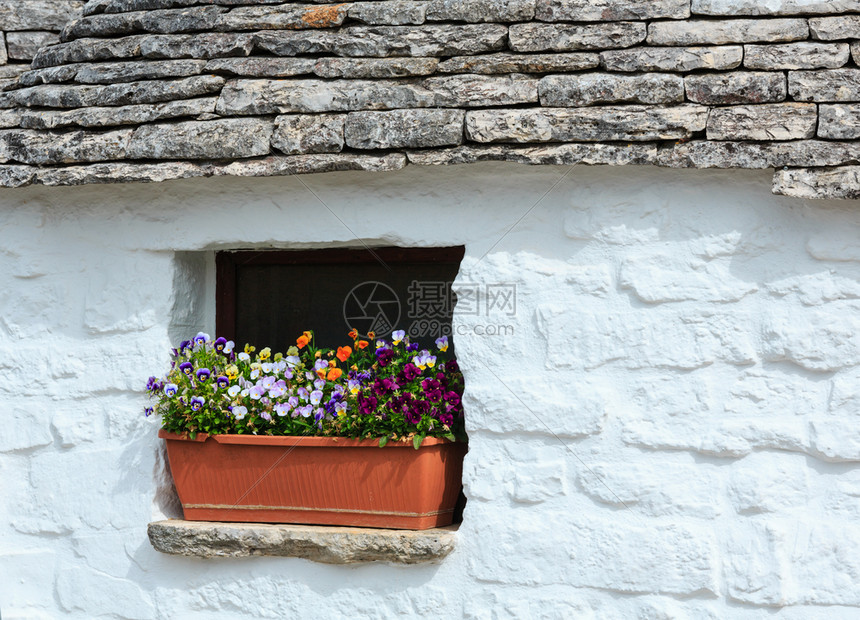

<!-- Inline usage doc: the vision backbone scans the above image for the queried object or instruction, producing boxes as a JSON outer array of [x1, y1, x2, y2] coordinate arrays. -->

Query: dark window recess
[[216, 247, 465, 351]]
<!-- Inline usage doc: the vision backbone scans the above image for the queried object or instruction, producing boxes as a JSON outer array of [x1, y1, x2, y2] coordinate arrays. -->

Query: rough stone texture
[[271, 113, 344, 154], [21, 59, 208, 86], [647, 19, 809, 45], [706, 103, 817, 140], [126, 118, 273, 160], [692, 0, 860, 15], [18, 97, 217, 129], [148, 520, 457, 563], [465, 105, 708, 142], [818, 104, 860, 139], [348, 2, 427, 26], [685, 72, 787, 104], [809, 15, 860, 40], [774, 165, 860, 198], [407, 142, 656, 165], [215, 79, 435, 115], [438, 52, 599, 74], [0, 0, 84, 31], [423, 74, 538, 107], [7, 31, 59, 61], [536, 0, 690, 21], [345, 109, 465, 149], [658, 140, 860, 168], [789, 69, 860, 102], [425, 0, 536, 23], [313, 57, 439, 78], [34, 160, 209, 185], [509, 22, 647, 52], [0, 127, 131, 165], [215, 152, 408, 176], [204, 56, 316, 77], [600, 45, 743, 72], [0, 32, 6, 65], [744, 42, 850, 70], [539, 73, 684, 106], [254, 25, 508, 58]]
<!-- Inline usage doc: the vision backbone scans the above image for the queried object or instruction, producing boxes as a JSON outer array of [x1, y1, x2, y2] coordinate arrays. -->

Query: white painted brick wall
[[1, 165, 859, 618]]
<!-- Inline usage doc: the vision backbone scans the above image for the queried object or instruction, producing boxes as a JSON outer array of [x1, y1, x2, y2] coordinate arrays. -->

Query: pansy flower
[[297, 334, 310, 349], [392, 330, 405, 345], [194, 332, 210, 346], [249, 385, 265, 400], [190, 396, 205, 411], [297, 387, 309, 402], [244, 344, 256, 355], [348, 379, 361, 395], [214, 337, 227, 352], [215, 376, 229, 389], [435, 336, 449, 352], [227, 385, 241, 398], [327, 368, 342, 381], [274, 403, 291, 417], [259, 347, 271, 361], [225, 365, 239, 380], [336, 346, 352, 362], [223, 340, 235, 354], [196, 368, 211, 383], [310, 390, 323, 406], [348, 328, 358, 340], [335, 401, 348, 418], [232, 405, 248, 420], [163, 383, 178, 397], [356, 340, 369, 349], [238, 352, 250, 362], [179, 362, 194, 375]]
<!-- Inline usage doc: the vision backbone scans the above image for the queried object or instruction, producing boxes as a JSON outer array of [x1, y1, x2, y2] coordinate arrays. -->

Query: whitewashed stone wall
[[1, 164, 859, 619]]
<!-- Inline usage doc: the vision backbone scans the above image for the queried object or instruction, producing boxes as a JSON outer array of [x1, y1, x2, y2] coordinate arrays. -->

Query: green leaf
[[413, 434, 425, 450], [444, 433, 456, 442], [189, 431, 197, 440], [378, 436, 389, 448]]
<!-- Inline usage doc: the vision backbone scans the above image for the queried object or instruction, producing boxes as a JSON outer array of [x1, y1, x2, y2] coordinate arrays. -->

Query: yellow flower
[[287, 346, 299, 356], [244, 344, 256, 354], [225, 365, 239, 380], [259, 347, 271, 361], [250, 362, 262, 371]]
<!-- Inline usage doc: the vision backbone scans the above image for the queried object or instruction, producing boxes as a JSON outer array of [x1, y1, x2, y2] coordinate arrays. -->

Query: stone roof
[[3, 0, 860, 198]]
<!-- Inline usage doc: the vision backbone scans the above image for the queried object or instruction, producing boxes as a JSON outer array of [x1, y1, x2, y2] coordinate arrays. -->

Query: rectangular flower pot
[[160, 430, 466, 530]]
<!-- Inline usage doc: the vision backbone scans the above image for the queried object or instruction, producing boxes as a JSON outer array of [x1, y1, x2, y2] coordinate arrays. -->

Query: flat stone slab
[[148, 520, 458, 564]]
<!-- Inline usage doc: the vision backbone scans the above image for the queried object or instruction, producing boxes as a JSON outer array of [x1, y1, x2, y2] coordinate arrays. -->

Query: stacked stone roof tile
[[2, 0, 860, 197]]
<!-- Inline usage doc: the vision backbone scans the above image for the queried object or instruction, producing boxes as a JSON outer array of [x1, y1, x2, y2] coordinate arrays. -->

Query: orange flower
[[336, 346, 352, 362], [348, 328, 358, 340], [367, 331, 376, 340], [327, 368, 342, 381], [296, 334, 310, 349], [356, 340, 369, 349]]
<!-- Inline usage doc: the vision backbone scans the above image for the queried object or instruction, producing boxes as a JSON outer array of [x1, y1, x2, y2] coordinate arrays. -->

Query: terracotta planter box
[[160, 430, 466, 530]]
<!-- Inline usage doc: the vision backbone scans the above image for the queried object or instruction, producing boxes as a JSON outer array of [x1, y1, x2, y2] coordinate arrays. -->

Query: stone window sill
[[147, 520, 457, 564]]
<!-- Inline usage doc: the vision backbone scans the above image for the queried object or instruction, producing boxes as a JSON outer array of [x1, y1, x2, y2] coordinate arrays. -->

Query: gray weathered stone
[[706, 103, 817, 140], [692, 0, 860, 16], [539, 73, 684, 106], [601, 46, 743, 72], [852, 43, 860, 66], [216, 79, 434, 115], [465, 105, 709, 142], [348, 2, 427, 25], [658, 140, 860, 168], [205, 57, 316, 77], [61, 6, 225, 41], [647, 19, 808, 45], [772, 166, 860, 200], [685, 72, 786, 104], [536, 0, 689, 21], [20, 59, 207, 86], [254, 25, 508, 58], [32, 33, 254, 68], [84, 0, 210, 15], [313, 58, 439, 79], [148, 520, 456, 564], [818, 104, 860, 139], [7, 32, 59, 62], [0, 33, 6, 65], [0, 65, 28, 80], [0, 165, 37, 188], [215, 153, 409, 177], [34, 160, 210, 186], [1, 75, 224, 109], [789, 69, 860, 102], [0, 128, 131, 165], [345, 109, 465, 149], [425, 0, 536, 23], [509, 22, 647, 52], [218, 3, 349, 31], [744, 42, 850, 70], [809, 15, 860, 40], [19, 98, 218, 129], [423, 74, 538, 107], [438, 53, 599, 74], [0, 109, 21, 129], [0, 0, 85, 31], [406, 142, 657, 166], [127, 118, 273, 160], [271, 114, 345, 154]]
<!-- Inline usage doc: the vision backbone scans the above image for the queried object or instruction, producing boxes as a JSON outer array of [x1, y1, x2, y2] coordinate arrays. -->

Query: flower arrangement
[[145, 329, 465, 448]]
